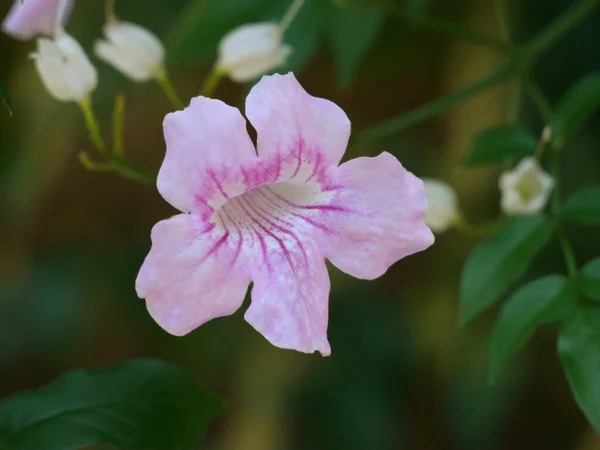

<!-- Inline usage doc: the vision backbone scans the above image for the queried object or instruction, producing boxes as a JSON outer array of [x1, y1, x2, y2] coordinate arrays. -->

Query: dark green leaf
[[167, 0, 272, 63], [563, 185, 600, 225], [460, 216, 554, 325], [489, 275, 576, 381], [272, 0, 329, 73], [0, 359, 224, 450], [551, 73, 600, 141], [558, 306, 600, 433], [579, 258, 600, 301], [0, 81, 13, 115], [461, 125, 537, 167], [329, 7, 385, 87]]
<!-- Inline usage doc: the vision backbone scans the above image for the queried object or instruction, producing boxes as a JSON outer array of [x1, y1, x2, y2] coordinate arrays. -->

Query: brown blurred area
[[1, 0, 600, 449]]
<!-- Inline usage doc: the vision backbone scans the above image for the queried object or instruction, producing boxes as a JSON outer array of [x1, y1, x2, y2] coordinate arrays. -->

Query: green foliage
[[551, 73, 600, 142], [460, 216, 554, 325], [558, 306, 600, 434], [406, 0, 432, 17], [461, 125, 538, 167], [563, 185, 600, 225], [167, 0, 273, 63], [579, 258, 600, 301], [0, 81, 13, 115], [329, 8, 385, 87], [489, 275, 576, 381], [0, 359, 224, 450]]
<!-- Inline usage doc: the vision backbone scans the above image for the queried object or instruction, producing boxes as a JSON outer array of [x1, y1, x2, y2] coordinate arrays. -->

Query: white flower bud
[[95, 21, 165, 82], [422, 178, 459, 233], [499, 157, 554, 215], [217, 23, 292, 83], [33, 31, 97, 102]]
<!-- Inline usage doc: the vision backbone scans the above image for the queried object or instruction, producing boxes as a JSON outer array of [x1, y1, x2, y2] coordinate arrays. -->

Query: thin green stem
[[112, 93, 125, 157], [365, 0, 509, 52], [352, 64, 514, 145], [156, 70, 185, 110], [200, 66, 225, 97], [78, 97, 107, 154], [280, 0, 305, 33], [525, 0, 600, 61], [550, 151, 578, 278], [454, 216, 506, 237], [79, 152, 156, 184], [523, 79, 553, 122]]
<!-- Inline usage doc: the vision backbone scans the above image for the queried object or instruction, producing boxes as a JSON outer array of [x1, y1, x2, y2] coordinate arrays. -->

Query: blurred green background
[[1, 0, 600, 449]]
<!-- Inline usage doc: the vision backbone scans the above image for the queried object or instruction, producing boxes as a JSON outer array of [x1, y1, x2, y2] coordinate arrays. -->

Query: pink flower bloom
[[2, 0, 73, 40], [136, 73, 434, 355]]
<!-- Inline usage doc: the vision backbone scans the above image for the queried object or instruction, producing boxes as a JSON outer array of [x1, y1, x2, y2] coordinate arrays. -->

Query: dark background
[[1, 0, 600, 449]]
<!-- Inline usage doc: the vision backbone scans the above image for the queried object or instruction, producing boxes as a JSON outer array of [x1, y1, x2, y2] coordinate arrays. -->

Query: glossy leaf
[[563, 185, 600, 225], [460, 216, 554, 325], [551, 73, 600, 141], [0, 81, 13, 115], [579, 258, 600, 301], [558, 306, 600, 433], [461, 125, 537, 167], [0, 359, 224, 450], [329, 7, 385, 88], [489, 275, 576, 381]]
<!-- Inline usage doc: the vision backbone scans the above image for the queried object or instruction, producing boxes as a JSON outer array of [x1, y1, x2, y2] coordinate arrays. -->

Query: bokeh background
[[1, 0, 600, 449]]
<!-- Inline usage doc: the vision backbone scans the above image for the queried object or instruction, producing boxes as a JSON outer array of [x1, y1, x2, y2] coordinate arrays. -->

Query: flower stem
[[155, 70, 185, 110], [280, 0, 306, 33], [453, 216, 506, 238], [78, 97, 107, 154], [79, 151, 156, 184], [495, 0, 511, 43], [105, 0, 116, 25], [112, 93, 126, 157], [352, 64, 514, 145], [77, 98, 157, 184], [200, 66, 225, 97]]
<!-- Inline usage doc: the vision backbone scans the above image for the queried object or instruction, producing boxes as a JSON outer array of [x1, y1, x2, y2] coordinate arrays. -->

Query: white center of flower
[[211, 181, 334, 251], [515, 169, 544, 203]]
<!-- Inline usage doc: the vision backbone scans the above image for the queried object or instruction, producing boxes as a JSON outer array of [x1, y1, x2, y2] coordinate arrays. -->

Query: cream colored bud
[[217, 23, 292, 83], [422, 178, 459, 233], [95, 21, 165, 82], [33, 31, 97, 102], [499, 157, 554, 215]]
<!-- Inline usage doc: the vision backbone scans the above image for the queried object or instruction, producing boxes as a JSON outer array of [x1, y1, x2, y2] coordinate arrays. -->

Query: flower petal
[[136, 214, 251, 336], [158, 96, 257, 215], [245, 239, 331, 356], [245, 72, 350, 167], [2, 0, 73, 40], [327, 152, 434, 279]]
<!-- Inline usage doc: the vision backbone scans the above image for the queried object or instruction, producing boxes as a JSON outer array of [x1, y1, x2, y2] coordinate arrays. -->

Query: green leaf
[[558, 306, 600, 433], [489, 275, 576, 381], [579, 258, 600, 301], [0, 359, 224, 450], [460, 216, 554, 325], [329, 7, 385, 88], [563, 185, 600, 225], [167, 0, 272, 63], [461, 125, 537, 167], [272, 0, 329, 73], [0, 81, 13, 115], [551, 73, 600, 141]]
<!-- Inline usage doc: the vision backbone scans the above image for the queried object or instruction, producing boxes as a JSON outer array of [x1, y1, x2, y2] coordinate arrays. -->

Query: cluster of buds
[[423, 145, 555, 234], [2, 0, 302, 104]]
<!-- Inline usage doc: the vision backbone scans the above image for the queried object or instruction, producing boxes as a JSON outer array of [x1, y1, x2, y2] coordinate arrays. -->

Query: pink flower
[[136, 73, 434, 355], [2, 0, 73, 40]]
